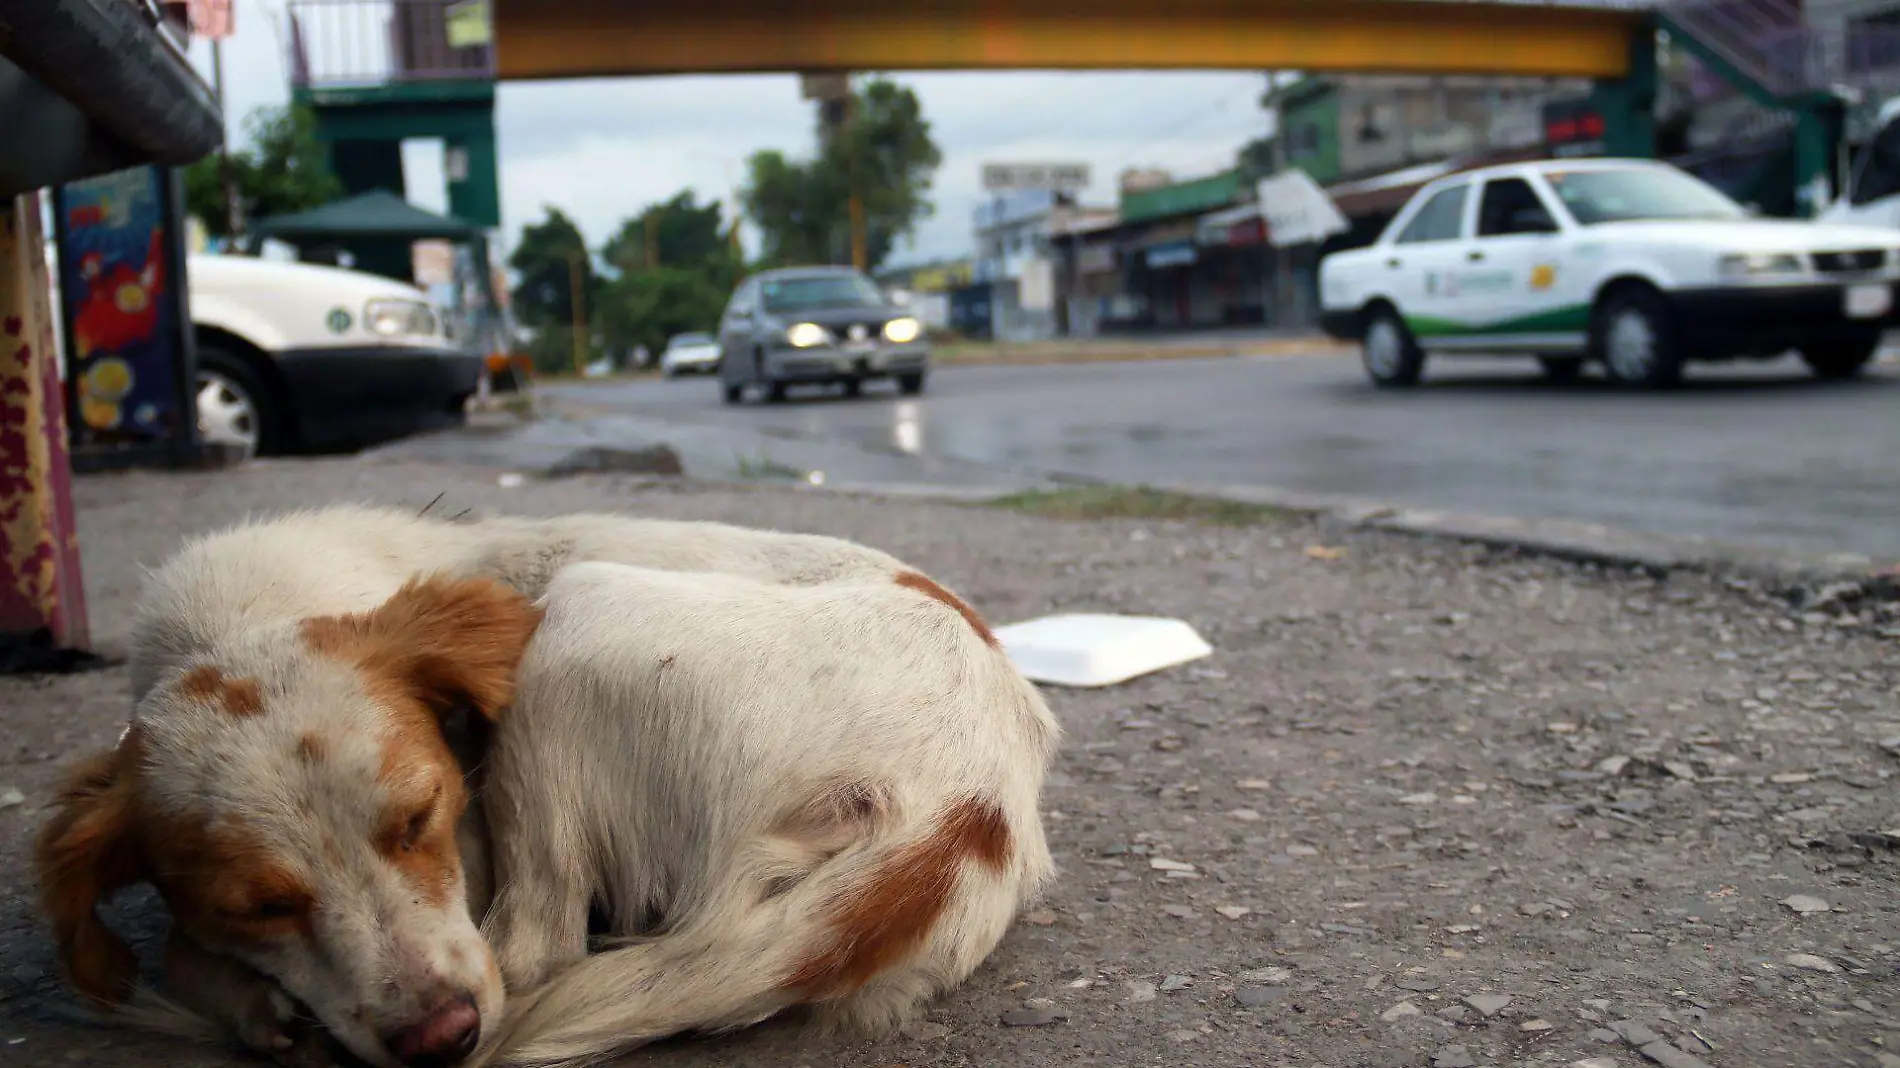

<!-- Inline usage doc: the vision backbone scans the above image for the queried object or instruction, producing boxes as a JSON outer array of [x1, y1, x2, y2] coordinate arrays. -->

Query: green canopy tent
[[246, 190, 507, 357]]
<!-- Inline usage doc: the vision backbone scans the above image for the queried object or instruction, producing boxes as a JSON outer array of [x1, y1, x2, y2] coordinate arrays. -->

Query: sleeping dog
[[35, 506, 1058, 1067]]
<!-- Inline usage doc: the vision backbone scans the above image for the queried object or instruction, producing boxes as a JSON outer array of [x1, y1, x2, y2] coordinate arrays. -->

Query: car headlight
[[882, 316, 922, 344], [785, 322, 831, 348], [1717, 252, 1804, 278], [364, 298, 438, 337]]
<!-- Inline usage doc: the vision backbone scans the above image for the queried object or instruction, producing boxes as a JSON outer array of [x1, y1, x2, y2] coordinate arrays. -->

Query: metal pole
[[567, 248, 586, 375], [212, 38, 242, 237]]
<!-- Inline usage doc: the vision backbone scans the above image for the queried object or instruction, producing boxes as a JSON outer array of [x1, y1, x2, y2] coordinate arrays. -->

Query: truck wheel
[[1594, 287, 1682, 388], [196, 346, 281, 458], [1361, 307, 1424, 388], [1800, 335, 1881, 380]]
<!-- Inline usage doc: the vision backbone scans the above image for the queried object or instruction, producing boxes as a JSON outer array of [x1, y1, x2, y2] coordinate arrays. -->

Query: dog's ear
[[305, 576, 543, 722], [35, 735, 147, 1004]]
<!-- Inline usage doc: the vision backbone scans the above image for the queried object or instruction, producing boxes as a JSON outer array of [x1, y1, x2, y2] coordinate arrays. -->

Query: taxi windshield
[[1542, 167, 1746, 225]]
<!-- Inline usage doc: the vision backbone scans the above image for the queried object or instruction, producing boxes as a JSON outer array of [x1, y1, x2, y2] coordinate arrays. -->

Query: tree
[[508, 207, 595, 330], [1237, 136, 1280, 182], [741, 77, 942, 272], [184, 104, 343, 239], [602, 191, 735, 283], [596, 266, 729, 359]]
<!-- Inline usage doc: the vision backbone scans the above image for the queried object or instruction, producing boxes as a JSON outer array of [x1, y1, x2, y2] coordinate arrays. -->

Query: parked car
[[659, 331, 721, 376], [716, 266, 929, 403], [187, 255, 482, 456], [1319, 158, 1900, 388]]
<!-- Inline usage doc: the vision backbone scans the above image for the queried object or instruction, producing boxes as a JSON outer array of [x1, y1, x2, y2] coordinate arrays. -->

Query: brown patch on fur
[[295, 732, 326, 763], [782, 798, 1012, 999], [893, 571, 998, 648], [297, 577, 537, 910], [176, 665, 265, 717], [145, 812, 317, 942], [300, 575, 544, 721], [33, 731, 148, 1004]]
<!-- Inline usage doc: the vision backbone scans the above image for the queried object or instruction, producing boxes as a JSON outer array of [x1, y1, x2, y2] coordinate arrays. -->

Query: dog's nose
[[384, 994, 481, 1068]]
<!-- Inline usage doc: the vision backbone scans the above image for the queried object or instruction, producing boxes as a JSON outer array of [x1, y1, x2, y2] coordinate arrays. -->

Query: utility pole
[[845, 88, 867, 272], [566, 247, 587, 376], [211, 37, 242, 238], [644, 212, 658, 271], [808, 73, 866, 270]]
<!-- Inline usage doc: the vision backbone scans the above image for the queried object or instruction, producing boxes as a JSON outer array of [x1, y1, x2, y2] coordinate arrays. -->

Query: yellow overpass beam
[[493, 0, 1644, 82]]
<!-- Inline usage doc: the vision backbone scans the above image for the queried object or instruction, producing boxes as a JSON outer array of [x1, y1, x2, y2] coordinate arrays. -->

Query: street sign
[[982, 163, 1090, 194], [1255, 169, 1347, 248]]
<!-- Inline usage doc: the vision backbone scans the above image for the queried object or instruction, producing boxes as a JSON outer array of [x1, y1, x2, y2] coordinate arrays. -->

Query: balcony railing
[[288, 0, 493, 90]]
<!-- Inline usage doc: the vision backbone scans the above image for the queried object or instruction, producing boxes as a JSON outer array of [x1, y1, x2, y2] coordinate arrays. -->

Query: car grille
[[839, 322, 880, 344], [1813, 249, 1886, 274]]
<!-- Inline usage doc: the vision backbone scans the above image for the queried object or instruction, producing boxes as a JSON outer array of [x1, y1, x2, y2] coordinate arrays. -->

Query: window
[[1393, 184, 1469, 244], [1543, 166, 1744, 224], [1477, 177, 1557, 237], [759, 273, 886, 313], [723, 280, 756, 318], [1852, 120, 1900, 206]]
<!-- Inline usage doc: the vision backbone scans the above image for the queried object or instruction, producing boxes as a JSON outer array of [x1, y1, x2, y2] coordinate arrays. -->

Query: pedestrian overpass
[[488, 0, 1648, 81]]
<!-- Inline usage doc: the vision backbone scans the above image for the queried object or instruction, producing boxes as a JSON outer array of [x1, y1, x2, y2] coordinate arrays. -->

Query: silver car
[[716, 266, 929, 403]]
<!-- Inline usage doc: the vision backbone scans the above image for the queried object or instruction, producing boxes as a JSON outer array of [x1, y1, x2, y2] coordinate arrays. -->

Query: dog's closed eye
[[393, 784, 443, 853]]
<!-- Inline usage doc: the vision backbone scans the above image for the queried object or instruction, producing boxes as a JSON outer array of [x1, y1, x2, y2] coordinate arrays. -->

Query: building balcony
[[289, 0, 494, 92]]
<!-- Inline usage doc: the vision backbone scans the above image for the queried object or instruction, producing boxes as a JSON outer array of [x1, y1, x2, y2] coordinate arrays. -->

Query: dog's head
[[36, 576, 542, 1068]]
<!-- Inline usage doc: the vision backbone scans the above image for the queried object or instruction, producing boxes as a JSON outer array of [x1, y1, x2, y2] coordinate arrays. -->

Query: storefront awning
[[1195, 203, 1266, 247]]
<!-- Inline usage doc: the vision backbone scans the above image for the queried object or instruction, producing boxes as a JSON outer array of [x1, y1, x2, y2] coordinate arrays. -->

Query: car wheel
[[1361, 306, 1424, 388], [765, 380, 789, 403], [1594, 287, 1681, 388], [1538, 355, 1585, 383], [195, 347, 279, 458], [722, 382, 744, 404], [1800, 335, 1881, 380], [841, 377, 863, 398], [897, 371, 926, 396]]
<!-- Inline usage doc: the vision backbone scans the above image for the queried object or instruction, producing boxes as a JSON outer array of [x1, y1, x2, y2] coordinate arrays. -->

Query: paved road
[[524, 352, 1900, 559]]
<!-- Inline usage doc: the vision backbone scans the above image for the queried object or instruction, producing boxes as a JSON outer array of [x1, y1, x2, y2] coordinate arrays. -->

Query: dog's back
[[478, 560, 1060, 1065]]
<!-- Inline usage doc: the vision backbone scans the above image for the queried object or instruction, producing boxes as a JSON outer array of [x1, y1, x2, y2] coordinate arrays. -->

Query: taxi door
[[1450, 175, 1586, 352]]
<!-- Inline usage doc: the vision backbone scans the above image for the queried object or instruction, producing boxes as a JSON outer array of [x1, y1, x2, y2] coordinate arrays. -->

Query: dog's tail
[[479, 795, 1031, 1068]]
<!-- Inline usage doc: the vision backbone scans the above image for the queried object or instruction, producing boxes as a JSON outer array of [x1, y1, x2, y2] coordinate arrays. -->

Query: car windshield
[[1541, 166, 1746, 225], [760, 274, 885, 312], [669, 333, 713, 348]]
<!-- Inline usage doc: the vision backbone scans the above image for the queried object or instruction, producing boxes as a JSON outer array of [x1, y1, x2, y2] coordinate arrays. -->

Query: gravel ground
[[3, 459, 1898, 1068]]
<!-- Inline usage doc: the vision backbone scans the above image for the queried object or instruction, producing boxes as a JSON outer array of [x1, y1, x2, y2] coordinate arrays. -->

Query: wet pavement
[[387, 350, 1900, 559]]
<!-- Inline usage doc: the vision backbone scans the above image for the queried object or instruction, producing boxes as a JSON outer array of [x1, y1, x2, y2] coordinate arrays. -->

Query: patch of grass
[[985, 485, 1289, 526], [733, 449, 805, 482]]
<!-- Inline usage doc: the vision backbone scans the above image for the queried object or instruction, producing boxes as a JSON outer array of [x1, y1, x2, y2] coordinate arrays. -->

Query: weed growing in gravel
[[985, 485, 1289, 526]]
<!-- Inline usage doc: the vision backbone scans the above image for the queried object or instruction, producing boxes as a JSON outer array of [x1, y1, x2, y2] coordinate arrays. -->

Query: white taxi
[[1318, 158, 1900, 388]]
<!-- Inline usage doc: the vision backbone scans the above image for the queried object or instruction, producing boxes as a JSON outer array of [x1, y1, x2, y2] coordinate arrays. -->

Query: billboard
[[52, 166, 198, 462], [981, 163, 1090, 194]]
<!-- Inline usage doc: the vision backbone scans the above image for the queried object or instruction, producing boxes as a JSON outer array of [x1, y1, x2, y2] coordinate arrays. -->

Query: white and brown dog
[[35, 506, 1058, 1067]]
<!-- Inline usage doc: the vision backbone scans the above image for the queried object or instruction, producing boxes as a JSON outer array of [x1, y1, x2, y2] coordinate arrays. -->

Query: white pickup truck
[[1318, 157, 1900, 388]]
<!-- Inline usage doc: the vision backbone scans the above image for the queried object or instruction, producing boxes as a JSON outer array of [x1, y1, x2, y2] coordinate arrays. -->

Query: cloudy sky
[[189, 6, 1270, 266]]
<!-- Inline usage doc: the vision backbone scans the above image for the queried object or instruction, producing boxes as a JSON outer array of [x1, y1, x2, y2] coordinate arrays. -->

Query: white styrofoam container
[[994, 613, 1213, 688]]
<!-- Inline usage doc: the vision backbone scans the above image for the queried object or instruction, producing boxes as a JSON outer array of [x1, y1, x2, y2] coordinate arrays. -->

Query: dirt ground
[[2, 459, 1897, 1068]]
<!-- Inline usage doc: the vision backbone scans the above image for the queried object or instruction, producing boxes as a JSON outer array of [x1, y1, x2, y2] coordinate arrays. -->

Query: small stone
[[1781, 894, 1829, 915], [1521, 1018, 1554, 1031], [1381, 1000, 1422, 1022], [1445, 923, 1482, 934], [1161, 905, 1198, 920], [1597, 756, 1632, 776], [1637, 1040, 1713, 1068], [1160, 974, 1194, 992], [1022, 909, 1058, 926], [1240, 966, 1293, 984], [1609, 1020, 1661, 1045], [1286, 844, 1319, 857], [1000, 1005, 1061, 1027], [1227, 808, 1263, 821], [1547, 722, 1579, 734], [1125, 980, 1157, 1003], [1784, 952, 1839, 973], [1235, 986, 1286, 1009], [901, 1020, 950, 1041], [1395, 978, 1441, 992], [1149, 858, 1197, 873], [1662, 762, 1698, 781], [1769, 772, 1812, 784], [1589, 1028, 1623, 1043], [1464, 993, 1512, 1017], [1164, 1029, 1203, 1043], [1401, 792, 1438, 805], [1574, 1059, 1622, 1068], [0, 787, 23, 810], [1433, 1045, 1478, 1068], [1215, 905, 1252, 920], [1236, 778, 1272, 791]]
